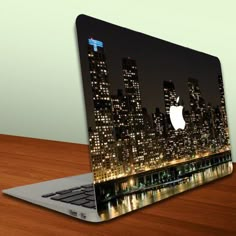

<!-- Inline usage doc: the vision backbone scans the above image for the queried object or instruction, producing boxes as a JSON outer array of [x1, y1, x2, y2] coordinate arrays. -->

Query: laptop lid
[[76, 15, 233, 221]]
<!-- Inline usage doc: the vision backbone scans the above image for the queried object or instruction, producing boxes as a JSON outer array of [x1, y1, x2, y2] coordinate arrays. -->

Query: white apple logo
[[169, 97, 186, 130]]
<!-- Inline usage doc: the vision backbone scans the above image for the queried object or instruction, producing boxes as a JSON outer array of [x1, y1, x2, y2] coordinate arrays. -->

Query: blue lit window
[[88, 38, 103, 52]]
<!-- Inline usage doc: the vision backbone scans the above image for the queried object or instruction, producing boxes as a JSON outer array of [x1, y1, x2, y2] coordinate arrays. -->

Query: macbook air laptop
[[2, 14, 233, 222]]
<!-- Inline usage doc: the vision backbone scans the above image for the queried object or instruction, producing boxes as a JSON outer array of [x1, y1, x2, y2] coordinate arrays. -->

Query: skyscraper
[[111, 89, 129, 140], [87, 38, 118, 182], [152, 108, 165, 136], [163, 80, 177, 114], [188, 78, 207, 121], [217, 75, 229, 145], [218, 75, 226, 115], [218, 75, 228, 128], [162, 80, 179, 160], [111, 89, 133, 174], [122, 58, 146, 170]]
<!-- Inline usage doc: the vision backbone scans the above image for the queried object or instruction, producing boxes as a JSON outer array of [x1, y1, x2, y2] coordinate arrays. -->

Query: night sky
[[76, 15, 222, 128]]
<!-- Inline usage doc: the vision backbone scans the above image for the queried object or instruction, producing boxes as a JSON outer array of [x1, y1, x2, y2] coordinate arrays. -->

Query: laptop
[[2, 14, 233, 222]]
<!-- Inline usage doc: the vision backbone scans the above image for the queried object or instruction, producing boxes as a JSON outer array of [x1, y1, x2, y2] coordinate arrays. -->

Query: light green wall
[[1, 0, 235, 161]]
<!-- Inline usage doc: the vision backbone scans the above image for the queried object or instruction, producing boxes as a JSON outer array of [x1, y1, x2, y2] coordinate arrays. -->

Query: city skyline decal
[[87, 38, 230, 184], [77, 15, 232, 220]]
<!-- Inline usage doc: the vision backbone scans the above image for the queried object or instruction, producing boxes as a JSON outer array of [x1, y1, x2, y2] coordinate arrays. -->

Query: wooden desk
[[0, 134, 235, 236]]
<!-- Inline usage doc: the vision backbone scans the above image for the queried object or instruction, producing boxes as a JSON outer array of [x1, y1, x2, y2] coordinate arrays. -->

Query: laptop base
[[2, 173, 102, 222]]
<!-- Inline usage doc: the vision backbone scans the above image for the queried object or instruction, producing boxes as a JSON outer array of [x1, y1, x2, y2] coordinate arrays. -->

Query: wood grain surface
[[0, 134, 235, 236]]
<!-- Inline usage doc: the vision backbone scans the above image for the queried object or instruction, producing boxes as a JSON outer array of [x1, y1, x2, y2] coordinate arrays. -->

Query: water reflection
[[99, 162, 233, 220]]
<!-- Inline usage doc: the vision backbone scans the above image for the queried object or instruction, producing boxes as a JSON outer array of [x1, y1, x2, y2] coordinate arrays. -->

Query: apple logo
[[169, 97, 186, 130]]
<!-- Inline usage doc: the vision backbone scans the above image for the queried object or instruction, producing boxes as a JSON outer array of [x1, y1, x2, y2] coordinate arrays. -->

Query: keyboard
[[41, 184, 96, 209]]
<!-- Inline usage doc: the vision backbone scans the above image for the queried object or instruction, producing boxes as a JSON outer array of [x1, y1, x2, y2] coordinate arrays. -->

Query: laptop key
[[86, 195, 95, 201], [68, 187, 82, 191], [51, 190, 82, 200], [82, 201, 96, 209], [85, 190, 95, 196], [61, 194, 88, 203], [42, 193, 56, 198], [71, 199, 89, 206], [84, 187, 94, 191], [56, 189, 72, 194], [81, 184, 93, 188]]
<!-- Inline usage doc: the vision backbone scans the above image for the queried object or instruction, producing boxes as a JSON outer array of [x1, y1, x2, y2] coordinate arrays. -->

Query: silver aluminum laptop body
[[3, 173, 101, 222], [2, 14, 233, 222]]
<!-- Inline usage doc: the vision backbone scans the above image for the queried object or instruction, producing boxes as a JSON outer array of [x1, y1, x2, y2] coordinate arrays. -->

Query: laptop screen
[[76, 15, 232, 220]]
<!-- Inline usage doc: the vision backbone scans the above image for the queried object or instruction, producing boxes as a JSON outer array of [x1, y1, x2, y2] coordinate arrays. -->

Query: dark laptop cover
[[76, 15, 233, 220]]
